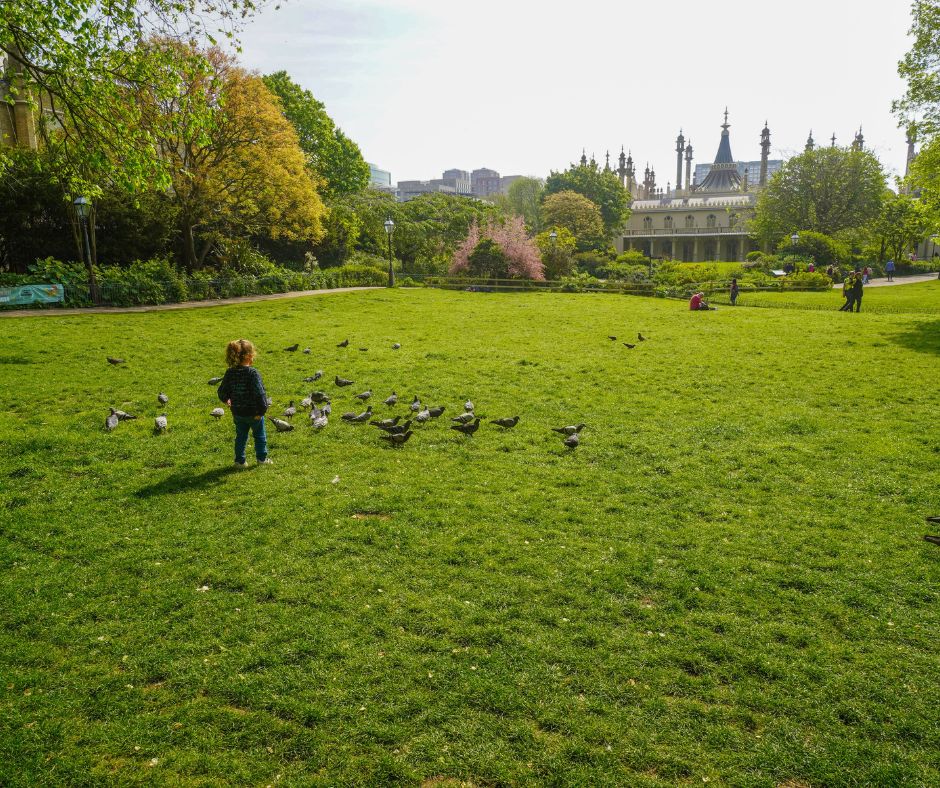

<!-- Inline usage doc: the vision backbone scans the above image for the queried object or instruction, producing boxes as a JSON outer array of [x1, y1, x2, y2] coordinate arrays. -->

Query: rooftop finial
[[723, 107, 729, 127]]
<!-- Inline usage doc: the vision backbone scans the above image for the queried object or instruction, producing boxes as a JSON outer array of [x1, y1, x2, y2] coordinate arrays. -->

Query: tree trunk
[[89, 203, 98, 266], [196, 237, 213, 269]]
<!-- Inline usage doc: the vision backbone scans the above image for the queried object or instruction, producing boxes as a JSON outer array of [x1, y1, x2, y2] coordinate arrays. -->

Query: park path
[[0, 285, 382, 318], [831, 272, 937, 289]]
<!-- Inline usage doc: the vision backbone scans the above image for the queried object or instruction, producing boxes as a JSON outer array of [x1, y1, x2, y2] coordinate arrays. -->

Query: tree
[[466, 238, 509, 279], [505, 177, 545, 233], [870, 192, 934, 262], [541, 190, 606, 251], [1, 0, 257, 192], [776, 230, 849, 266], [535, 226, 576, 279], [142, 46, 326, 270], [450, 216, 544, 280], [893, 1, 940, 139], [544, 162, 629, 238], [262, 71, 370, 199], [752, 147, 886, 242]]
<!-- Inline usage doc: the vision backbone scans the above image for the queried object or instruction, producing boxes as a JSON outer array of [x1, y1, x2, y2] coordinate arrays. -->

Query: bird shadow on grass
[[134, 465, 241, 499], [890, 319, 940, 357]]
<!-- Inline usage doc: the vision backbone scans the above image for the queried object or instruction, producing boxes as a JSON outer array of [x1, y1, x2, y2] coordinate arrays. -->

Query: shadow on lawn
[[890, 318, 940, 357], [135, 465, 240, 498]]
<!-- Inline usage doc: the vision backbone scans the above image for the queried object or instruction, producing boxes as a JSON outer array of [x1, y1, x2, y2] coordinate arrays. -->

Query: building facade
[[367, 163, 392, 189]]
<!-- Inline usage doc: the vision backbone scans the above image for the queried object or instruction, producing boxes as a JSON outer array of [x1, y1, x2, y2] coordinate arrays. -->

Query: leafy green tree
[[534, 227, 576, 279], [544, 162, 629, 238], [869, 192, 934, 262], [775, 230, 849, 266], [466, 238, 509, 279], [1, 0, 257, 192], [505, 177, 545, 233], [752, 147, 886, 242], [262, 71, 370, 199], [893, 1, 940, 139], [541, 190, 606, 251]]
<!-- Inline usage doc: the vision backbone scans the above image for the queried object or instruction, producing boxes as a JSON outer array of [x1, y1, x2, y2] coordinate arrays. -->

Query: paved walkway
[[831, 272, 938, 289], [0, 285, 381, 317]]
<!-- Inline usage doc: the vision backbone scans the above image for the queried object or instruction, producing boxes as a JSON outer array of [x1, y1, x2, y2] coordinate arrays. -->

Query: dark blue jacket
[[217, 366, 268, 417]]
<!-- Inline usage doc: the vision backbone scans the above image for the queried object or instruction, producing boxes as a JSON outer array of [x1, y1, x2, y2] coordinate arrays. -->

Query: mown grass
[[1, 287, 939, 786]]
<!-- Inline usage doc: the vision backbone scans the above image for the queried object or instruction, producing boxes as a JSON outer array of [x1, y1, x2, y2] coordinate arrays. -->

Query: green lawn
[[1, 288, 939, 786]]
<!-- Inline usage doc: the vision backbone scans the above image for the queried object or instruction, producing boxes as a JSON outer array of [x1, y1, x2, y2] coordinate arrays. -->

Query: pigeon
[[383, 420, 412, 435], [608, 336, 617, 341], [283, 400, 296, 419], [271, 417, 294, 432], [335, 376, 353, 387], [303, 348, 311, 355], [265, 397, 273, 407], [427, 406, 446, 418], [551, 423, 585, 436], [383, 392, 398, 407], [337, 339, 349, 348], [321, 403, 332, 415], [925, 535, 940, 546], [107, 356, 125, 365], [210, 407, 225, 419], [113, 409, 137, 421], [342, 406, 373, 423], [392, 343, 401, 350], [154, 414, 168, 433], [415, 407, 431, 423], [638, 333, 647, 341], [313, 370, 323, 381], [300, 395, 313, 409], [311, 391, 330, 403], [927, 516, 940, 524], [491, 416, 520, 429], [410, 396, 421, 412], [157, 392, 168, 405], [370, 416, 401, 429], [311, 407, 328, 429], [381, 430, 414, 446], [355, 389, 372, 401], [451, 412, 476, 424], [359, 348, 368, 352], [450, 417, 481, 436], [208, 376, 223, 385], [464, 400, 474, 412], [105, 409, 119, 431], [284, 343, 299, 352], [564, 432, 580, 449], [623, 343, 636, 349]]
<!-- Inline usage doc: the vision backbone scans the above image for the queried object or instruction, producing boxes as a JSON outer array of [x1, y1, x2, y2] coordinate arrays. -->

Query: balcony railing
[[624, 226, 749, 237]]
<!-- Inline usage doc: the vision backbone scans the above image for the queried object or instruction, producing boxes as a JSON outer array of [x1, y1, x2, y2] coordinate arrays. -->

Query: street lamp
[[74, 196, 100, 304], [549, 229, 557, 246], [790, 232, 799, 247], [383, 217, 395, 287]]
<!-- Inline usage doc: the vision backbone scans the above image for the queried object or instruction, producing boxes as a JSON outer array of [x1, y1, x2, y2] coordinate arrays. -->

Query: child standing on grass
[[217, 339, 272, 467], [729, 278, 739, 306]]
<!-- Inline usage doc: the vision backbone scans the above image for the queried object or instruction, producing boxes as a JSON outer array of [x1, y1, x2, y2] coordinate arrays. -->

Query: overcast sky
[[236, 0, 915, 185]]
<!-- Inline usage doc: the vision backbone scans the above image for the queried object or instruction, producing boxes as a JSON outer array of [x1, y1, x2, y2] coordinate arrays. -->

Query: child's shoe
[[259, 458, 274, 465]]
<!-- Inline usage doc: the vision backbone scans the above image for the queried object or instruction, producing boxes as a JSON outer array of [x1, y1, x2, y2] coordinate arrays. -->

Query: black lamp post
[[790, 232, 799, 248], [384, 217, 395, 287], [74, 196, 100, 304]]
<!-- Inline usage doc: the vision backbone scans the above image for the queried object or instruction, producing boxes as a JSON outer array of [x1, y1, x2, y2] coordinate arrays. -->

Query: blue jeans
[[233, 415, 267, 463]]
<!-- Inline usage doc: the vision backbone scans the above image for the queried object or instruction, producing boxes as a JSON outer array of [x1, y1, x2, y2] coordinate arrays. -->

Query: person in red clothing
[[689, 292, 703, 310]]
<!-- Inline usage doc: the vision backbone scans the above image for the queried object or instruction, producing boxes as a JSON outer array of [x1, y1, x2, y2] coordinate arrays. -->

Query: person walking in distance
[[885, 259, 895, 282], [851, 269, 864, 312], [839, 271, 855, 312]]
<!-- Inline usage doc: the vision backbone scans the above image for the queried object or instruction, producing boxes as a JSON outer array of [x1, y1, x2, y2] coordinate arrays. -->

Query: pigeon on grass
[[105, 409, 119, 431], [452, 413, 476, 424], [107, 357, 125, 365], [491, 416, 520, 429], [464, 400, 474, 412], [370, 416, 401, 429], [383, 420, 412, 435], [208, 376, 223, 385], [114, 409, 137, 421], [210, 407, 225, 419], [335, 376, 354, 387], [310, 391, 330, 403], [283, 401, 296, 419], [154, 414, 168, 433], [427, 406, 445, 418], [410, 396, 421, 412], [303, 348, 311, 355], [392, 343, 401, 350], [271, 417, 294, 432], [158, 392, 169, 405], [638, 333, 647, 342], [342, 406, 373, 423], [551, 423, 585, 436], [383, 392, 398, 407], [337, 339, 349, 348], [563, 432, 580, 449], [381, 430, 413, 446], [415, 407, 431, 423], [355, 390, 372, 401], [450, 417, 481, 436], [284, 343, 299, 352]]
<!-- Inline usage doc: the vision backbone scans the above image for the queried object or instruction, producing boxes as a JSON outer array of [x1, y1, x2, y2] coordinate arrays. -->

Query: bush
[[615, 249, 651, 266], [745, 251, 765, 262], [573, 250, 615, 275], [783, 271, 832, 290], [558, 271, 601, 292], [339, 263, 387, 287], [776, 231, 849, 266], [597, 262, 650, 283]]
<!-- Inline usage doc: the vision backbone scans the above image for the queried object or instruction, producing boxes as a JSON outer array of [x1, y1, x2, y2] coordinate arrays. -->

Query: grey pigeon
[[370, 416, 401, 429], [427, 406, 445, 418], [265, 397, 273, 407], [208, 376, 223, 385], [271, 417, 294, 432], [564, 432, 580, 449], [335, 376, 353, 387], [311, 407, 328, 429], [157, 392, 168, 405], [105, 409, 119, 431], [342, 406, 372, 423], [337, 339, 349, 348], [381, 430, 413, 446], [300, 395, 313, 409], [107, 356, 125, 365], [410, 396, 421, 412], [311, 391, 330, 403], [154, 414, 168, 433], [210, 407, 225, 419], [415, 407, 431, 423], [450, 417, 481, 436], [283, 400, 296, 419], [358, 348, 368, 352], [321, 403, 332, 415], [491, 416, 520, 429], [638, 333, 647, 341], [313, 370, 323, 381], [608, 336, 617, 341], [284, 343, 299, 352], [392, 343, 401, 350], [451, 412, 475, 424], [623, 343, 636, 349], [551, 423, 585, 436], [355, 389, 372, 401], [303, 348, 311, 355], [383, 392, 398, 407], [384, 419, 412, 435], [114, 409, 137, 421], [464, 400, 474, 412]]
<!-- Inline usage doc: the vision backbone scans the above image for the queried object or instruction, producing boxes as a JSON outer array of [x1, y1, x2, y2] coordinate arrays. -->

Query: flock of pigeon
[[104, 332, 649, 448]]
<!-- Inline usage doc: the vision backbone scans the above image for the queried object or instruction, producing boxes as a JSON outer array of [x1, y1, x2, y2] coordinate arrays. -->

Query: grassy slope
[[1, 288, 939, 786], [718, 278, 940, 313]]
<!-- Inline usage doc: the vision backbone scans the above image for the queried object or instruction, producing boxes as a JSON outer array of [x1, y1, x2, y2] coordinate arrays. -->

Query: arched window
[[685, 215, 695, 229], [664, 216, 674, 230], [706, 214, 716, 228], [643, 216, 653, 230]]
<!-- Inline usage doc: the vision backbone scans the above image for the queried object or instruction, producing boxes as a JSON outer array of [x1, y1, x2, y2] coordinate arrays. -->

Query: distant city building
[[396, 180, 457, 201], [471, 168, 501, 197], [367, 163, 392, 189], [440, 168, 472, 195]]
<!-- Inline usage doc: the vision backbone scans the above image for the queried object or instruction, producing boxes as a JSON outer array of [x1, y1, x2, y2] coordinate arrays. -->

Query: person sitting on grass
[[217, 339, 272, 468], [689, 291, 714, 311]]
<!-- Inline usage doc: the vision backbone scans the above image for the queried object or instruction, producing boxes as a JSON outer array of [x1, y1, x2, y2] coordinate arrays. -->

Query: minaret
[[684, 141, 693, 193], [830, 133, 836, 148], [852, 126, 864, 151], [805, 129, 814, 153], [742, 167, 749, 192], [626, 151, 636, 197], [604, 150, 610, 171], [904, 124, 916, 179], [649, 166, 656, 196], [643, 164, 651, 199], [760, 121, 771, 186], [589, 152, 597, 168], [617, 146, 627, 187], [675, 129, 685, 191], [580, 149, 587, 167]]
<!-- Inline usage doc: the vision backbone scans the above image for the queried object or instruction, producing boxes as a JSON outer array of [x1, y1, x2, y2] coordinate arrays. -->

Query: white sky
[[236, 0, 915, 185]]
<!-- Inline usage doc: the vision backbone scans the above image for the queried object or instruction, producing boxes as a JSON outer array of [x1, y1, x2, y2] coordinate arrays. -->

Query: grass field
[[1, 287, 939, 786], [716, 278, 940, 314]]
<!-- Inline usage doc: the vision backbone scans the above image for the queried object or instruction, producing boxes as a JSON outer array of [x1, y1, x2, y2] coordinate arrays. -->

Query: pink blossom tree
[[449, 216, 545, 280]]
